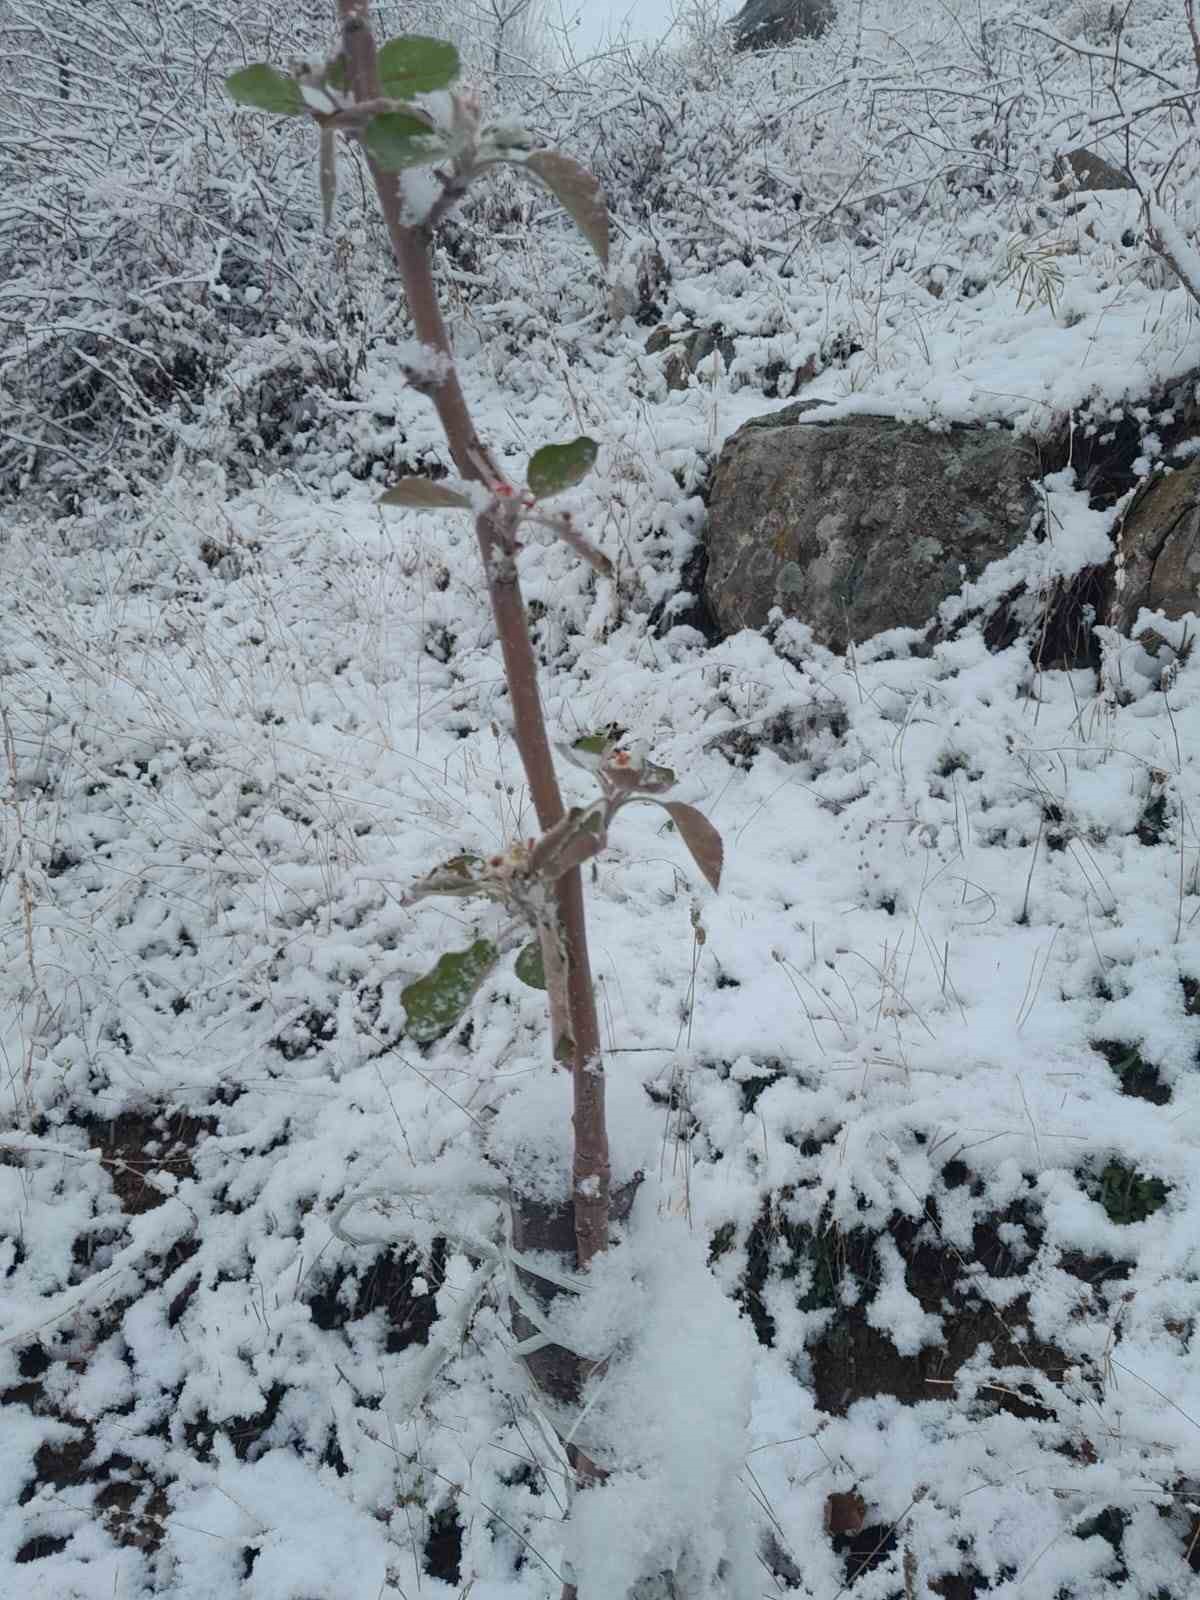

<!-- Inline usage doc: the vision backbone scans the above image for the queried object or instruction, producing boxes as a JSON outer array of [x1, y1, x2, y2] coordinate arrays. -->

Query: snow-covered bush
[[8, 1, 1200, 503]]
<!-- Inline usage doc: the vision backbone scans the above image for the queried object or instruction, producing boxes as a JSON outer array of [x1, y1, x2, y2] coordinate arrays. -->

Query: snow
[[4, 1, 1200, 1596]]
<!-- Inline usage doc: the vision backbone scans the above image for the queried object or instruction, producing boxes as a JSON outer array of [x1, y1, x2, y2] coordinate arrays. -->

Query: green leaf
[[402, 939, 498, 1043], [226, 64, 307, 117], [378, 35, 461, 97], [524, 149, 610, 266], [515, 941, 546, 990], [661, 801, 723, 892], [363, 112, 448, 171], [629, 758, 676, 794], [527, 437, 598, 500], [408, 854, 486, 901], [379, 478, 473, 510]]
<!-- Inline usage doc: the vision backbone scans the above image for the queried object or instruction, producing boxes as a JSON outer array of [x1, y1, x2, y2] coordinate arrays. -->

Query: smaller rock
[[730, 0, 836, 50], [1111, 459, 1200, 630], [1052, 149, 1133, 198]]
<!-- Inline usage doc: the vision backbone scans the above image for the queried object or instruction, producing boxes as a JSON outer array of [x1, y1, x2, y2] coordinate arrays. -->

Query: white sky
[[552, 0, 739, 55]]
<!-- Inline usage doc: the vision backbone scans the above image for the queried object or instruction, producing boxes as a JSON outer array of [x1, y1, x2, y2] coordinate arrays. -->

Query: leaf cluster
[[400, 739, 723, 1041], [226, 36, 608, 265]]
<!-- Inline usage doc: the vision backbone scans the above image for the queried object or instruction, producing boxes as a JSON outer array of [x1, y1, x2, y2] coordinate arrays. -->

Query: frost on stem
[[393, 338, 454, 390], [486, 548, 519, 583], [398, 165, 445, 227]]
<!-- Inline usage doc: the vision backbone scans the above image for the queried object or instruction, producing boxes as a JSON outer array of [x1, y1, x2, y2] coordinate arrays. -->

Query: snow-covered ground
[[3, 3, 1200, 1596]]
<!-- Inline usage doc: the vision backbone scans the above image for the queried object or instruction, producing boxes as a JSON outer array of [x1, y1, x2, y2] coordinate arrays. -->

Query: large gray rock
[[731, 0, 835, 51], [702, 405, 1040, 650], [1110, 458, 1200, 631]]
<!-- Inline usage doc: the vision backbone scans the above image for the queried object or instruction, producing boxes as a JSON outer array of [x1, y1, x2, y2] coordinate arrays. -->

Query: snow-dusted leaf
[[524, 150, 610, 266], [625, 757, 676, 795], [661, 802, 723, 891], [514, 940, 546, 990], [363, 113, 447, 171], [527, 437, 598, 500], [226, 64, 306, 117], [377, 35, 460, 98], [481, 120, 534, 155], [614, 755, 681, 793], [379, 478, 473, 510], [402, 939, 498, 1042], [407, 854, 487, 900]]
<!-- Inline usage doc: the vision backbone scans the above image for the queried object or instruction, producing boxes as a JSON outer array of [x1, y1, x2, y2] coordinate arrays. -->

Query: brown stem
[[336, 0, 610, 1269]]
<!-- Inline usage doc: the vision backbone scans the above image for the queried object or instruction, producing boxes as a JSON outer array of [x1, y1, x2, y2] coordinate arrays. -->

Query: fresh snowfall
[[2, 3, 1200, 1598]]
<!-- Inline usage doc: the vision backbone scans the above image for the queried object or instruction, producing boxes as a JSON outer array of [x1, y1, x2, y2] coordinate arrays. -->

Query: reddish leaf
[[524, 150, 610, 266], [662, 802, 723, 892], [825, 1490, 867, 1537], [379, 478, 473, 510]]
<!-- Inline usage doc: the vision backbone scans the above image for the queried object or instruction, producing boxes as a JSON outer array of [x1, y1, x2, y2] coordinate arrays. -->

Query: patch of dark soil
[[1137, 791, 1170, 845], [978, 586, 1024, 655], [1093, 1039, 1171, 1104], [930, 1568, 1000, 1598], [77, 1107, 214, 1214], [708, 700, 848, 769], [650, 541, 721, 644], [1058, 1250, 1132, 1288], [953, 555, 1104, 674], [271, 1008, 336, 1061], [165, 1236, 203, 1327], [737, 1069, 784, 1112], [96, 1471, 169, 1553], [2, 1344, 51, 1409], [21, 1424, 170, 1557], [1068, 412, 1146, 508], [16, 1533, 72, 1563], [185, 1381, 286, 1465], [810, 1198, 1064, 1417], [33, 1426, 95, 1490], [741, 1177, 1068, 1419], [740, 1196, 856, 1348], [322, 1426, 350, 1478], [1075, 1507, 1128, 1581], [834, 1520, 898, 1587], [424, 1504, 463, 1583], [1041, 386, 1200, 514], [1030, 564, 1108, 672], [306, 1239, 446, 1353]]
